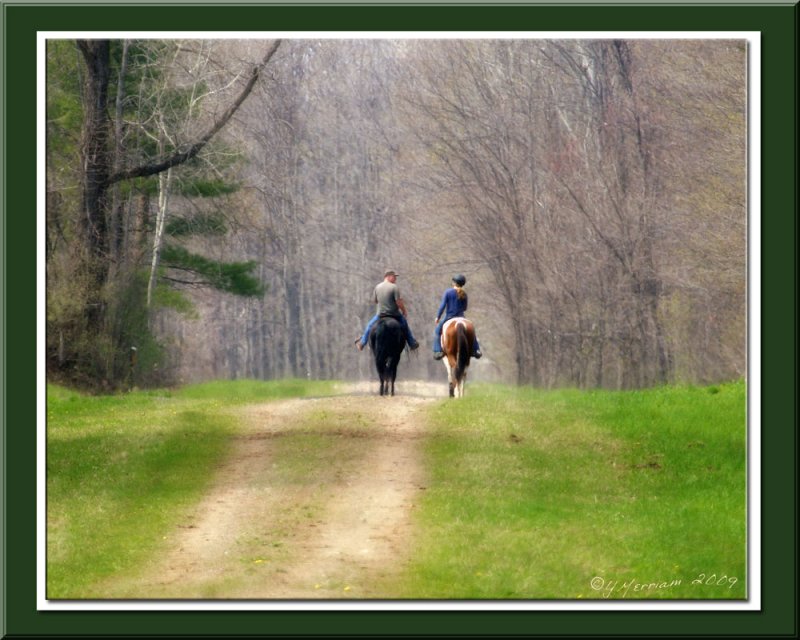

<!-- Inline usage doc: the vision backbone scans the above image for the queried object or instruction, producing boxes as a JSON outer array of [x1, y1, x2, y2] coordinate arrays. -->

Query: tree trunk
[[147, 166, 172, 309], [77, 40, 112, 311], [110, 40, 130, 267]]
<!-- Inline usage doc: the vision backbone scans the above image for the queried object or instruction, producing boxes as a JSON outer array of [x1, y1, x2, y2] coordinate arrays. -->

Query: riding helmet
[[452, 274, 467, 286]]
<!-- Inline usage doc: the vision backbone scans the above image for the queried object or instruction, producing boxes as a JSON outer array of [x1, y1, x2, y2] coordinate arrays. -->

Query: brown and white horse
[[440, 318, 475, 398]]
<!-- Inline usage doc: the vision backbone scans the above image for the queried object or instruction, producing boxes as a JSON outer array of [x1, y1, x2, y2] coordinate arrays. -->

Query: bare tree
[[397, 38, 745, 387], [53, 38, 745, 388]]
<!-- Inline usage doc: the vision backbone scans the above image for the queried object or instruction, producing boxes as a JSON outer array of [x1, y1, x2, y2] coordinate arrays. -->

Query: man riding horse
[[355, 269, 420, 352]]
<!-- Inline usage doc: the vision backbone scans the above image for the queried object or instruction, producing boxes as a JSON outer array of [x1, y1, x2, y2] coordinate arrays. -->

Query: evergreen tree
[[45, 39, 281, 388]]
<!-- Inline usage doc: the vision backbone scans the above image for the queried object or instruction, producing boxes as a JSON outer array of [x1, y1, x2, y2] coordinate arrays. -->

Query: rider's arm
[[435, 292, 447, 323], [397, 297, 408, 316]]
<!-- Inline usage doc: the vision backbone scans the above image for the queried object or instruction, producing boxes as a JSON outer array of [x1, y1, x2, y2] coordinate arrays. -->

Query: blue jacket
[[436, 288, 468, 322]]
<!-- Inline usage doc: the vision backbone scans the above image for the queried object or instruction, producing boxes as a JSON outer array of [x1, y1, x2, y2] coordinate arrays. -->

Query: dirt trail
[[104, 381, 444, 600]]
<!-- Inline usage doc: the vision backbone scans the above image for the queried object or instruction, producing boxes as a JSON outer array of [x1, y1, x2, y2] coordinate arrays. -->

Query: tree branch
[[106, 40, 282, 186]]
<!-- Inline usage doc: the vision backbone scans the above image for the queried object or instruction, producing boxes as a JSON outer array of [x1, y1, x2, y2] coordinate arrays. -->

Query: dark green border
[[3, 2, 795, 637]]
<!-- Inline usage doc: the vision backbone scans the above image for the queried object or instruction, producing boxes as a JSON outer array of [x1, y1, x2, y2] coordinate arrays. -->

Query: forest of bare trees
[[46, 37, 747, 389]]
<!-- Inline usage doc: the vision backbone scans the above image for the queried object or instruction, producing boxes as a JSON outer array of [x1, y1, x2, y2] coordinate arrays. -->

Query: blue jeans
[[359, 314, 418, 347], [433, 317, 481, 354]]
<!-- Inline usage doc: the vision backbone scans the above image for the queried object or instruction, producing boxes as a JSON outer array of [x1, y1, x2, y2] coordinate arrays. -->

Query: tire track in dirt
[[102, 383, 442, 600]]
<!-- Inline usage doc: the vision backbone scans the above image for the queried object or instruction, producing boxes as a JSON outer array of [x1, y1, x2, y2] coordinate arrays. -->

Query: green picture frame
[[3, 1, 794, 636]]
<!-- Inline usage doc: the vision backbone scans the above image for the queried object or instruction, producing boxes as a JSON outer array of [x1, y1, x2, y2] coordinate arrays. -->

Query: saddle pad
[[440, 317, 471, 349], [442, 317, 469, 331]]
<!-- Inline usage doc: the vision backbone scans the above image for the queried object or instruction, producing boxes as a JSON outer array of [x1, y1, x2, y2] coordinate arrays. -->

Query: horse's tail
[[374, 317, 403, 372], [373, 321, 389, 376], [454, 323, 471, 381]]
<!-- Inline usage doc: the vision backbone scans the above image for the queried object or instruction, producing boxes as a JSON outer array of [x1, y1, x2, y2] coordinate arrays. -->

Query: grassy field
[[47, 378, 747, 601], [398, 381, 747, 600], [45, 379, 337, 598]]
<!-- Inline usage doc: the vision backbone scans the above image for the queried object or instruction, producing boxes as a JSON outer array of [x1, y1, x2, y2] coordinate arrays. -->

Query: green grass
[[400, 381, 747, 600], [46, 378, 336, 598], [48, 378, 747, 601]]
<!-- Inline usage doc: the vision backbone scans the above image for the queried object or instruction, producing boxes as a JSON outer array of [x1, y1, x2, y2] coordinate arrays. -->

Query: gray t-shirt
[[373, 280, 401, 316]]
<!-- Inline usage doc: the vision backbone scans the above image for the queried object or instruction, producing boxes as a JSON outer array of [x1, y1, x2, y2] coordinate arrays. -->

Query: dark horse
[[441, 318, 475, 398], [369, 316, 407, 396]]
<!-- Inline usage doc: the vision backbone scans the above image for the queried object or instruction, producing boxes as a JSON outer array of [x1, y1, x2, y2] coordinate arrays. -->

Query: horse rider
[[355, 269, 420, 351], [433, 273, 483, 360]]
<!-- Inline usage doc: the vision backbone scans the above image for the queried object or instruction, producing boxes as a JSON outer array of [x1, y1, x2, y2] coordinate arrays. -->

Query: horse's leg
[[389, 363, 396, 396], [443, 358, 454, 397]]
